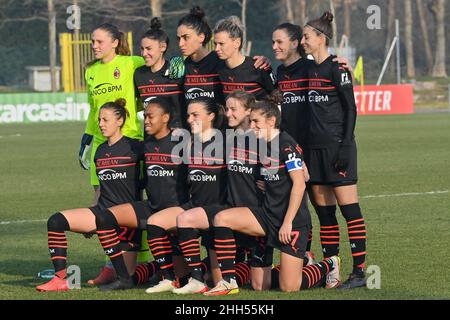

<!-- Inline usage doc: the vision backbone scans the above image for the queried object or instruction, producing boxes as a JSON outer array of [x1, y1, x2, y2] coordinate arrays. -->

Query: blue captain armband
[[285, 156, 303, 172]]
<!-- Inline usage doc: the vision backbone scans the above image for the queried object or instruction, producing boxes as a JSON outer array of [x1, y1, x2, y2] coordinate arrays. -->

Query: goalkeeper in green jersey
[[80, 23, 148, 285]]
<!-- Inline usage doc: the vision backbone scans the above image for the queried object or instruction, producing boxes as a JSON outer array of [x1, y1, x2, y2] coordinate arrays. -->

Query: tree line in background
[[0, 0, 448, 89]]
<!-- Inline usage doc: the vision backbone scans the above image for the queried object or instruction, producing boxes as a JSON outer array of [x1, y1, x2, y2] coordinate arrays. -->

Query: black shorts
[[250, 237, 274, 268], [89, 205, 143, 252], [304, 142, 358, 187], [248, 206, 310, 259], [130, 200, 154, 229]]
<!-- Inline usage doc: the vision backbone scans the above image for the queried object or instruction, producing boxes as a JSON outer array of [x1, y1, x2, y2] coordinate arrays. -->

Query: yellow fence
[[60, 32, 133, 92]]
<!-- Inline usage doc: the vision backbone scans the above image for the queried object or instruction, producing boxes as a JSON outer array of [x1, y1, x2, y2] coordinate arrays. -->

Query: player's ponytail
[[100, 98, 129, 128], [250, 90, 282, 129], [305, 11, 334, 46], [178, 6, 212, 46], [87, 23, 130, 67], [214, 16, 244, 50], [274, 23, 305, 57], [141, 17, 170, 54], [116, 31, 131, 56]]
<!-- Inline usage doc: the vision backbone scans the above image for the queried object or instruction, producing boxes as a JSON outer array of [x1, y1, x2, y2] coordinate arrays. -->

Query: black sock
[[147, 225, 175, 281], [235, 261, 251, 287], [213, 226, 236, 283], [132, 261, 159, 285], [95, 210, 129, 279], [316, 205, 340, 258], [47, 212, 70, 278], [340, 203, 367, 274], [177, 227, 203, 282]]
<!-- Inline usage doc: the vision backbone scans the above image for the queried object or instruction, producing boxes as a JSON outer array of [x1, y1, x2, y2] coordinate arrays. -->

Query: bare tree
[[404, 0, 415, 78], [416, 0, 434, 73], [343, 0, 351, 39], [48, 0, 57, 92], [297, 0, 308, 26], [150, 0, 163, 18], [431, 0, 447, 77], [384, 0, 396, 56], [284, 0, 295, 23], [384, 0, 398, 75], [232, 0, 250, 55]]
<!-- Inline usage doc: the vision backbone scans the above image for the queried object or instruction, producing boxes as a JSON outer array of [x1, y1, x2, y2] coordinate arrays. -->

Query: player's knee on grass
[[251, 267, 271, 291], [279, 277, 301, 292]]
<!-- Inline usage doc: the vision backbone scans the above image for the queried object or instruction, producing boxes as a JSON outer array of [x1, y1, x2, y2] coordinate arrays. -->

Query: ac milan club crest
[[114, 67, 120, 79]]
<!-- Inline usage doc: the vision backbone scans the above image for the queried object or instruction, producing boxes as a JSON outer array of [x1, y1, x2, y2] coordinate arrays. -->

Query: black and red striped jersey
[[187, 133, 227, 206], [95, 136, 143, 209], [277, 57, 309, 148], [304, 55, 357, 148], [259, 131, 311, 228], [134, 60, 186, 128], [218, 56, 276, 99], [184, 51, 225, 106], [225, 130, 262, 207], [143, 131, 189, 211]]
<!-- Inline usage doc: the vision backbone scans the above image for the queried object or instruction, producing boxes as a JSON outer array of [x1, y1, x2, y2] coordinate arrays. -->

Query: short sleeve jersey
[[218, 56, 276, 99], [85, 55, 145, 142], [187, 133, 227, 207], [134, 60, 186, 128], [95, 136, 143, 209], [277, 58, 309, 147], [259, 131, 311, 228], [304, 55, 356, 148], [143, 131, 189, 211], [225, 129, 262, 207], [184, 51, 225, 106]]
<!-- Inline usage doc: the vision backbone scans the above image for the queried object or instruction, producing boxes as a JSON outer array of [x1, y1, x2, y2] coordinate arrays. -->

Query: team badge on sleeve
[[285, 153, 303, 172]]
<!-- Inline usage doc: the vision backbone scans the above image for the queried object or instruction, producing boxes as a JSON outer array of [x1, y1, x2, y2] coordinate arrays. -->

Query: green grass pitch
[[0, 113, 449, 300]]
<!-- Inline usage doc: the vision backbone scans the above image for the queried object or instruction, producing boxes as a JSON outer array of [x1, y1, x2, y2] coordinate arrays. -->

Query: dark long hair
[[178, 6, 212, 46]]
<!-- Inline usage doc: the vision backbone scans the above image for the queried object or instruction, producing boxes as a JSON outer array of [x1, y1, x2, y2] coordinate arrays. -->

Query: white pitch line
[[0, 219, 46, 225], [361, 190, 449, 199], [0, 190, 448, 226]]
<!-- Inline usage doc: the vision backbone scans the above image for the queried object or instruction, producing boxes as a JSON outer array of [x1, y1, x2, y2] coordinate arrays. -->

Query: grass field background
[[1, 113, 449, 300]]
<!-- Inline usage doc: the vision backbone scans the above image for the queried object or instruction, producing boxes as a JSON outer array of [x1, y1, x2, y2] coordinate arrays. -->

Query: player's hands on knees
[[253, 56, 271, 70], [279, 222, 293, 245], [333, 56, 353, 73], [79, 133, 93, 170]]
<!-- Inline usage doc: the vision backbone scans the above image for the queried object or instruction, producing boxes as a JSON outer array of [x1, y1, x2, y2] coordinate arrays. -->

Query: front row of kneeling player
[[37, 93, 341, 294]]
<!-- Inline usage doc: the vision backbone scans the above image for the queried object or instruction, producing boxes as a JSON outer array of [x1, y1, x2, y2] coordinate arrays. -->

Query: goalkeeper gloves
[[167, 56, 185, 79], [79, 133, 93, 170]]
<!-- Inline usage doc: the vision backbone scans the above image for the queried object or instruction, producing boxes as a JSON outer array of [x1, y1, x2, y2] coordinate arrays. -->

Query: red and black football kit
[[134, 61, 186, 128]]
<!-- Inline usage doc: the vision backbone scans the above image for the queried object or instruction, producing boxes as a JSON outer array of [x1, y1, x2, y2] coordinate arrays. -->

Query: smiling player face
[[144, 104, 169, 136], [140, 37, 166, 68]]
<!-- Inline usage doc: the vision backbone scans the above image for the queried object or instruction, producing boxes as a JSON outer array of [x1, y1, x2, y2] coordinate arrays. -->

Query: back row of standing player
[[80, 6, 367, 292]]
